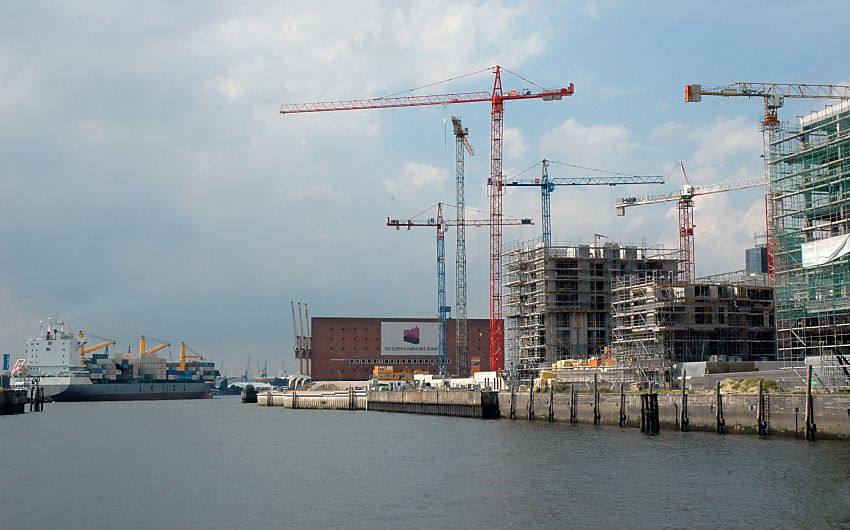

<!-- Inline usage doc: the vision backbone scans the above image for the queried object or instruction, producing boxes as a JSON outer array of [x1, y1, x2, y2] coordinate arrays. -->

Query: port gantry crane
[[504, 159, 665, 248], [452, 116, 474, 378], [280, 65, 574, 372], [387, 204, 533, 376], [615, 161, 765, 284], [684, 82, 850, 278]]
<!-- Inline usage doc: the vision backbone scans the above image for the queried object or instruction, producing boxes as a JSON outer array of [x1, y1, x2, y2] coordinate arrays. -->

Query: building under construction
[[771, 100, 850, 386], [610, 270, 774, 368], [504, 239, 678, 373]]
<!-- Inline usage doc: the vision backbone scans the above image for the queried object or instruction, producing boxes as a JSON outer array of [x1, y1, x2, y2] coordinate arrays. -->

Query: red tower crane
[[615, 162, 765, 283], [280, 66, 574, 371]]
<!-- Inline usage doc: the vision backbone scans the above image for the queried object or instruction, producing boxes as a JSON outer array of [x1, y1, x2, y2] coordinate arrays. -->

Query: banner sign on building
[[380, 322, 439, 356], [802, 233, 850, 268]]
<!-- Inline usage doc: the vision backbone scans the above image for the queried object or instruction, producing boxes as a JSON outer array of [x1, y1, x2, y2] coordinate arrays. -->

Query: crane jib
[[279, 86, 574, 114]]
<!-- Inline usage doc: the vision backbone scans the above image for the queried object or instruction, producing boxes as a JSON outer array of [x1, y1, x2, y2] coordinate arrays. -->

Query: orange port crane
[[179, 342, 206, 371], [684, 82, 850, 278], [78, 331, 116, 361], [139, 335, 170, 357], [387, 203, 533, 376], [615, 162, 765, 283], [281, 65, 574, 372]]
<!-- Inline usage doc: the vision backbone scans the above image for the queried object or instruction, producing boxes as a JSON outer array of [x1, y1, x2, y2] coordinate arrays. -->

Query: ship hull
[[53, 381, 212, 402]]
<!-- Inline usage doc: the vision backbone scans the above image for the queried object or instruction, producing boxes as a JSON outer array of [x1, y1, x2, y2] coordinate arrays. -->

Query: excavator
[[78, 331, 117, 362]]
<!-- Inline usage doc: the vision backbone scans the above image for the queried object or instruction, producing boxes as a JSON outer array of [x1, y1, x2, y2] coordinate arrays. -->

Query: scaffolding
[[610, 270, 774, 369], [504, 238, 678, 379], [771, 100, 850, 387]]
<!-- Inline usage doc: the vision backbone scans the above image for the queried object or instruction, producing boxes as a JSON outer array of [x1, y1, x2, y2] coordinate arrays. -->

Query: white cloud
[[540, 118, 639, 170], [285, 183, 350, 203], [503, 127, 528, 160], [383, 162, 449, 196], [649, 117, 762, 182]]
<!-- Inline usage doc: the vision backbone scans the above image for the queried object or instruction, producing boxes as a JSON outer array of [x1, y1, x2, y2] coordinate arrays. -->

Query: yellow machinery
[[139, 335, 170, 358], [78, 331, 117, 361], [179, 342, 205, 371], [372, 365, 416, 382]]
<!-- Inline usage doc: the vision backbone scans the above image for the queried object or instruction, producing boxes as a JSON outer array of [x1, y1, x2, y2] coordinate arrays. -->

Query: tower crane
[[452, 116, 474, 378], [504, 159, 665, 248], [281, 65, 574, 371], [387, 204, 533, 376], [684, 82, 850, 277], [615, 161, 765, 283], [78, 331, 117, 362]]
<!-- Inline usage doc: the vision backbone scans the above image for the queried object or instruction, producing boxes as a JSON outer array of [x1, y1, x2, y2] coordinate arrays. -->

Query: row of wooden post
[[508, 365, 817, 440]]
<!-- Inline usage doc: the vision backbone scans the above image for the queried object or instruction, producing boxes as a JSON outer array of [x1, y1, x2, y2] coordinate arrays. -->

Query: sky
[[1, 0, 848, 375]]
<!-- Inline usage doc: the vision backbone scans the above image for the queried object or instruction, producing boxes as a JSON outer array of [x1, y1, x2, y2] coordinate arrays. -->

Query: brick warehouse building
[[309, 317, 491, 380]]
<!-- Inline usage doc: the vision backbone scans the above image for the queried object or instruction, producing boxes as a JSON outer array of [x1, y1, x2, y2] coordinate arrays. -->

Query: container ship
[[10, 318, 218, 401]]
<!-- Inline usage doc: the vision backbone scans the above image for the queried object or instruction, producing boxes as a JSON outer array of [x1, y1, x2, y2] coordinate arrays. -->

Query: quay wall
[[1, 388, 27, 415], [367, 389, 499, 419], [499, 391, 850, 440], [257, 390, 367, 410]]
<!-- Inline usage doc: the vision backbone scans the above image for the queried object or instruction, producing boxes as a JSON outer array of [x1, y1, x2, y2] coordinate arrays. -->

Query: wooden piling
[[547, 383, 554, 422], [528, 383, 535, 421], [680, 370, 689, 432], [509, 379, 516, 420], [569, 383, 577, 423], [593, 373, 600, 425], [715, 381, 725, 434], [805, 364, 817, 441], [618, 382, 626, 427], [757, 379, 768, 436]]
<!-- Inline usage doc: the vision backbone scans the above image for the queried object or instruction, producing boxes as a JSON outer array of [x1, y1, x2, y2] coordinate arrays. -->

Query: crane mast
[[452, 116, 474, 378], [436, 203, 448, 375], [281, 65, 574, 372]]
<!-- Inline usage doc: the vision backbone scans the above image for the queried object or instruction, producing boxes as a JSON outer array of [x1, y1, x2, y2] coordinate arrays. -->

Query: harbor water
[[2, 396, 849, 529]]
